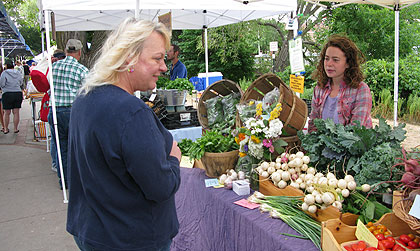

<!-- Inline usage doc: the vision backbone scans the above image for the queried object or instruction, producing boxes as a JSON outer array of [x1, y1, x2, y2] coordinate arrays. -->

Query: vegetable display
[[298, 118, 406, 193], [165, 78, 194, 93]]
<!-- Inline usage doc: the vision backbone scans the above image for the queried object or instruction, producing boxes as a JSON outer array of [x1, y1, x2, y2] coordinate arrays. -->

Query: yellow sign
[[355, 219, 378, 248], [289, 74, 304, 94], [158, 12, 172, 34]]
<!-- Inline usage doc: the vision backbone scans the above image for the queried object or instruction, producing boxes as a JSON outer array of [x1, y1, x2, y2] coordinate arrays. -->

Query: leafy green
[[342, 191, 392, 224], [165, 78, 194, 93], [298, 118, 406, 193], [188, 130, 238, 160], [178, 138, 193, 156]]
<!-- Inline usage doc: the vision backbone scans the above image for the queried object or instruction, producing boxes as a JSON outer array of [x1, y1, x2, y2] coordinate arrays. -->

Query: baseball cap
[[66, 39, 83, 51]]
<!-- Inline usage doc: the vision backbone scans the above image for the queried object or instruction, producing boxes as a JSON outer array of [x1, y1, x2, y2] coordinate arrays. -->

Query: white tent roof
[[40, 0, 297, 31]]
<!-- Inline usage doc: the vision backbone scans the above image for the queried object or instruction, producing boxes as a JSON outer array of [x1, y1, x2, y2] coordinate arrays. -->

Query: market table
[[171, 167, 319, 251]]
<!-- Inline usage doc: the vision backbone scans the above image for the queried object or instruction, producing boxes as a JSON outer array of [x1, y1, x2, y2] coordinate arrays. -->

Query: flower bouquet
[[233, 99, 288, 162]]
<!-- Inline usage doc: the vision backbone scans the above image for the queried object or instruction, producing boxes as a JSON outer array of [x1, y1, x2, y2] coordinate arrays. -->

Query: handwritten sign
[[180, 156, 194, 168], [288, 36, 305, 74], [234, 199, 260, 209], [289, 74, 304, 94], [355, 219, 378, 248], [205, 178, 219, 187]]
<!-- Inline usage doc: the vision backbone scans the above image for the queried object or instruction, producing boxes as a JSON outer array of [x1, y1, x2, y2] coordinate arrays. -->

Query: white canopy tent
[[306, 0, 420, 126], [38, 0, 297, 202]]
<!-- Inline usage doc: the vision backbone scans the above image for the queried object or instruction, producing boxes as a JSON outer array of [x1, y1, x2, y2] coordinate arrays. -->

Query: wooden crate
[[322, 213, 419, 251], [259, 177, 359, 224]]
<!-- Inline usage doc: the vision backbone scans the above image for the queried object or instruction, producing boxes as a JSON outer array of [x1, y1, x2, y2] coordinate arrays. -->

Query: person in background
[[23, 61, 30, 88], [67, 18, 181, 251], [29, 62, 37, 72], [0, 61, 24, 134], [166, 44, 187, 80], [308, 34, 372, 133], [49, 39, 88, 189], [15, 61, 25, 82]]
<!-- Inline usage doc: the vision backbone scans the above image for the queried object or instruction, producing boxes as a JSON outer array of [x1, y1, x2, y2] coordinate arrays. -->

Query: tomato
[[358, 241, 367, 249], [344, 245, 354, 251], [386, 237, 395, 246], [382, 239, 395, 249], [396, 239, 407, 247], [408, 240, 419, 248], [351, 243, 365, 251], [365, 247, 379, 251], [414, 237, 420, 244], [400, 234, 411, 244], [366, 221, 374, 227], [376, 234, 386, 241], [407, 233, 415, 240], [384, 231, 391, 236], [392, 245, 405, 251], [378, 241, 386, 250]]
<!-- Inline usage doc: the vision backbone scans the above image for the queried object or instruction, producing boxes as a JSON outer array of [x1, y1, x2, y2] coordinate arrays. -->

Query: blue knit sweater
[[67, 85, 180, 250]]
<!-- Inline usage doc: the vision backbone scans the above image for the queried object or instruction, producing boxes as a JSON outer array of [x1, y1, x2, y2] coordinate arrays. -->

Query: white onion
[[288, 154, 296, 161], [277, 180, 287, 189], [281, 171, 291, 181], [288, 168, 296, 175], [315, 194, 323, 204], [267, 166, 276, 175], [219, 174, 227, 184], [301, 202, 309, 211], [276, 157, 282, 163], [335, 188, 342, 194], [275, 162, 282, 169], [337, 179, 347, 190], [238, 171, 245, 180], [230, 172, 238, 180], [271, 172, 281, 183], [341, 189, 350, 198], [302, 156, 310, 164], [328, 178, 338, 188], [305, 173, 314, 182], [308, 205, 317, 214], [296, 151, 305, 158], [361, 184, 371, 193], [347, 181, 357, 190], [261, 171, 269, 178], [296, 178, 303, 184], [326, 172, 336, 180], [301, 163, 308, 171], [299, 182, 306, 190], [280, 152, 288, 158], [306, 186, 314, 193], [307, 167, 316, 175], [315, 172, 324, 178], [294, 157, 303, 168], [318, 177, 328, 185], [281, 163, 288, 170], [290, 182, 299, 189], [322, 192, 335, 205], [261, 162, 269, 171], [304, 194, 315, 205], [344, 174, 355, 183], [332, 201, 342, 210]]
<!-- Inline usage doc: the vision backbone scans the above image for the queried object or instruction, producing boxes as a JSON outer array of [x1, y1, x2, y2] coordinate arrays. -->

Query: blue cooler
[[198, 72, 223, 89]]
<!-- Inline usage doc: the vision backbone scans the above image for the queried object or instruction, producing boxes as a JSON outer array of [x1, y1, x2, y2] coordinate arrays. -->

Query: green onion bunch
[[249, 192, 321, 250]]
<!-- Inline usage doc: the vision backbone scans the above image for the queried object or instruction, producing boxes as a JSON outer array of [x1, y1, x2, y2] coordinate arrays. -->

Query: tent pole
[[1, 48, 4, 67], [134, 0, 141, 99], [41, 31, 45, 57], [204, 27, 209, 89], [45, 10, 68, 203], [393, 8, 399, 127]]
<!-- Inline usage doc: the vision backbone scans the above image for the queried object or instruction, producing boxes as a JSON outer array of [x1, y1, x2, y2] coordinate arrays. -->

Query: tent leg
[[393, 9, 399, 127]]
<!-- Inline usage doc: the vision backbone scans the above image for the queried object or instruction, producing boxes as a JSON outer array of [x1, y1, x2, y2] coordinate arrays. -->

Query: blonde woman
[[67, 18, 181, 251]]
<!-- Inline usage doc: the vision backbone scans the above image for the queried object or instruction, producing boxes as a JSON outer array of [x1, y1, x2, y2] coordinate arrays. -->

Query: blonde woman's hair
[[80, 18, 170, 94]]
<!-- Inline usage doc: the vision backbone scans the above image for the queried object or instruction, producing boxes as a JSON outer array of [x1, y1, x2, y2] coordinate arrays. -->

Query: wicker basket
[[201, 150, 239, 178], [393, 188, 420, 234], [197, 79, 243, 130], [237, 73, 308, 136]]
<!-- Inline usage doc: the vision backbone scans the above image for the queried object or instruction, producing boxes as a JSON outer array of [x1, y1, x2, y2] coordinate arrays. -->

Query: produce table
[[171, 167, 319, 251]]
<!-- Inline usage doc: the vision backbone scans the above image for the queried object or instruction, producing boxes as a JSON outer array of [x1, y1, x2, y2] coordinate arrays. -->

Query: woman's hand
[[170, 140, 182, 163]]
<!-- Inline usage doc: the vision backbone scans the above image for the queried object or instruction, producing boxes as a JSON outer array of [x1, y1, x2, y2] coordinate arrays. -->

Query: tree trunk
[[56, 31, 107, 68]]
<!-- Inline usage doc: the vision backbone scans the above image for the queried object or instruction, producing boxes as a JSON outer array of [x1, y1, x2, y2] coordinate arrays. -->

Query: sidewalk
[[0, 99, 77, 250]]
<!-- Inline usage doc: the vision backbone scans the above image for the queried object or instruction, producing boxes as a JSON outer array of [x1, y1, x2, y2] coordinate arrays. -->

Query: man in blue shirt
[[167, 44, 187, 80]]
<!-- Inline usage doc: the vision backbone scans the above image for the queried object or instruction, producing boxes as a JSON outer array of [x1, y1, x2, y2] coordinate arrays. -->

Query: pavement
[[0, 99, 78, 251]]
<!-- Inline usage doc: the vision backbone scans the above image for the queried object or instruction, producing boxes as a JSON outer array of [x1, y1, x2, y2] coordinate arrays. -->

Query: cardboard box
[[233, 180, 250, 196]]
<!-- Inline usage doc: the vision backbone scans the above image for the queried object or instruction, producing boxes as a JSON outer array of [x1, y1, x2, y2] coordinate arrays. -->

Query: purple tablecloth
[[170, 168, 319, 251]]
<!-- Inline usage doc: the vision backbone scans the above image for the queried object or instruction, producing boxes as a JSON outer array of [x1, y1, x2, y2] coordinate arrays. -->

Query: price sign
[[355, 219, 378, 248], [289, 74, 304, 94], [269, 41, 278, 52]]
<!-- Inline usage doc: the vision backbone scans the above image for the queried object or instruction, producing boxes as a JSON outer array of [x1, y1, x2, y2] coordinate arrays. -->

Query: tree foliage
[[320, 3, 420, 61]]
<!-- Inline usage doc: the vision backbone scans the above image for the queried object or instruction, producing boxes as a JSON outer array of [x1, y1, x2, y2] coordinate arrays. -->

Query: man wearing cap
[[49, 39, 88, 189]]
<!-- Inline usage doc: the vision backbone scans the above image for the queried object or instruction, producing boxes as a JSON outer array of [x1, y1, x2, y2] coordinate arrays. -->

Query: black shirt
[[23, 65, 30, 75]]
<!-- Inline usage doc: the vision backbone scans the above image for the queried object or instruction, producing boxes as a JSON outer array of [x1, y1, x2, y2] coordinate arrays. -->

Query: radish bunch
[[255, 151, 372, 213], [394, 148, 420, 189]]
